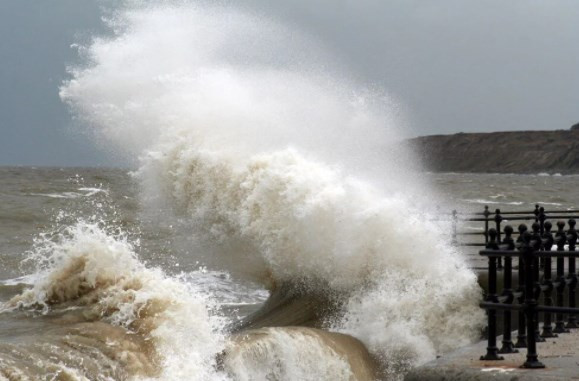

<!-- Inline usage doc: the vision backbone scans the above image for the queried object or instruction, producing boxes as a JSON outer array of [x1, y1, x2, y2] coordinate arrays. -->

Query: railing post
[[541, 221, 557, 338], [566, 219, 578, 328], [515, 224, 528, 348], [522, 232, 545, 369], [495, 209, 503, 270], [531, 223, 546, 342], [539, 207, 546, 269], [480, 228, 504, 361], [499, 225, 518, 353], [484, 205, 490, 244], [554, 221, 570, 333]]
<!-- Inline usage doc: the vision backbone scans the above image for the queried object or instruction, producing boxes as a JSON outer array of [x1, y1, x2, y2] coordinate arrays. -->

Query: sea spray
[[60, 2, 485, 379], [60, 3, 418, 193], [3, 221, 229, 380], [136, 136, 483, 376], [223, 327, 374, 381]]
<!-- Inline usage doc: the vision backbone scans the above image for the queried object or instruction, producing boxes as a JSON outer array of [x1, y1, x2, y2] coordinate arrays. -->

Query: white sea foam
[[224, 328, 358, 381], [60, 2, 484, 379], [462, 198, 524, 206], [0, 274, 38, 286], [179, 269, 269, 307], [78, 187, 110, 196], [4, 222, 229, 381], [538, 201, 563, 207], [29, 192, 84, 199], [27, 188, 108, 199]]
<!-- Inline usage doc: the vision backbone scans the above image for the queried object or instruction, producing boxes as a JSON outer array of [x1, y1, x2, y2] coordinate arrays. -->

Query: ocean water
[[434, 172, 579, 268], [2, 2, 574, 380], [2, 168, 577, 282], [2, 167, 576, 380]]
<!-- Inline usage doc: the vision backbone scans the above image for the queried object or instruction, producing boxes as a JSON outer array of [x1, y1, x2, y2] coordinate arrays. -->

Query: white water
[[56, 2, 484, 379], [224, 328, 357, 381], [4, 221, 229, 380]]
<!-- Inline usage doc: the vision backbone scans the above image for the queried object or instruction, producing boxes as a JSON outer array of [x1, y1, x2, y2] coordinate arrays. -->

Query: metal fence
[[452, 204, 579, 269], [454, 204, 579, 244], [479, 215, 579, 368]]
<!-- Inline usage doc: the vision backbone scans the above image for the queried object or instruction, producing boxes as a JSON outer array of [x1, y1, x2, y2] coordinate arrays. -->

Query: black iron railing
[[479, 219, 579, 368], [451, 204, 579, 270], [453, 204, 579, 244]]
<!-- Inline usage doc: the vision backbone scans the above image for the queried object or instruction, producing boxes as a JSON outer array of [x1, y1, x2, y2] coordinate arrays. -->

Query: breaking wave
[[1, 222, 228, 380], [3, 1, 490, 380]]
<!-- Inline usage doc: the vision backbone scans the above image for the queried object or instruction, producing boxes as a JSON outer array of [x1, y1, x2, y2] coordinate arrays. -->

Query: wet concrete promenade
[[405, 329, 579, 380]]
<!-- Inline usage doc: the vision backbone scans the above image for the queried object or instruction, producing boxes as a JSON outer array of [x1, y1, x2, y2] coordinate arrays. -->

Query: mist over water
[[0, 2, 485, 380], [61, 2, 420, 192]]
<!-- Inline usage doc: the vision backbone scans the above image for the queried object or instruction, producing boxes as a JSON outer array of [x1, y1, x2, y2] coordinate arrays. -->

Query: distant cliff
[[409, 129, 579, 174]]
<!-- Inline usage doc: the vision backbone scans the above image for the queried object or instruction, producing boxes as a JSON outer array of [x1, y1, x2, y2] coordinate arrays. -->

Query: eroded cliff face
[[409, 130, 579, 174]]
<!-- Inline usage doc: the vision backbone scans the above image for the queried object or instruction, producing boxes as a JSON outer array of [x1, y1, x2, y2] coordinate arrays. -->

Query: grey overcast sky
[[1, 1, 578, 166]]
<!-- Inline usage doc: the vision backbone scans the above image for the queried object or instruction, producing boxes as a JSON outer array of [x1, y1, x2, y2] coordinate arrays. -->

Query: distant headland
[[409, 124, 579, 174]]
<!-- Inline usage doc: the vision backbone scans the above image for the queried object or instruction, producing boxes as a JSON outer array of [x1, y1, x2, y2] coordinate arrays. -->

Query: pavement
[[404, 329, 579, 380]]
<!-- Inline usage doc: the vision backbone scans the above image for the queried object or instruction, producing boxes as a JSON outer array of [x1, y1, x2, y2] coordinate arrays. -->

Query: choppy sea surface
[[5, 168, 577, 280], [0, 166, 576, 380]]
